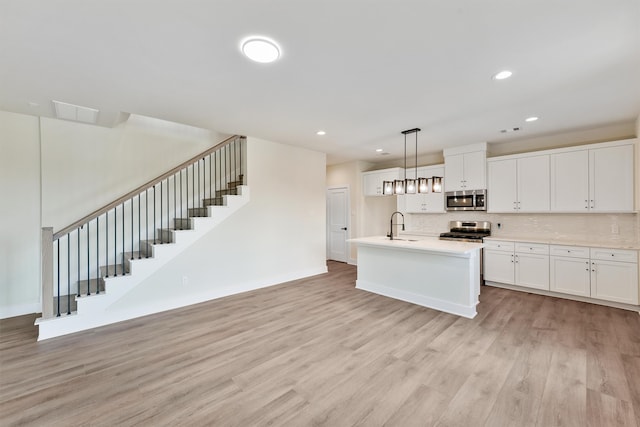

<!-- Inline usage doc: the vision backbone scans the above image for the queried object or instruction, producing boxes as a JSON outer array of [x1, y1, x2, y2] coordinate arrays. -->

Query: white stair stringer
[[35, 186, 250, 340]]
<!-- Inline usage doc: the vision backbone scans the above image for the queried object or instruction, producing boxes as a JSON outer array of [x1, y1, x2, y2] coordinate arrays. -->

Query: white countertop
[[349, 235, 484, 255], [484, 236, 640, 250]]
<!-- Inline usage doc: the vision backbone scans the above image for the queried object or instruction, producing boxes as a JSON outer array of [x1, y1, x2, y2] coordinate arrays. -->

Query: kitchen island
[[349, 236, 485, 318]]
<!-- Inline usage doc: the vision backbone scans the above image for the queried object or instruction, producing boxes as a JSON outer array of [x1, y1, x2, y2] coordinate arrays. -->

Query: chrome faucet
[[388, 211, 405, 240]]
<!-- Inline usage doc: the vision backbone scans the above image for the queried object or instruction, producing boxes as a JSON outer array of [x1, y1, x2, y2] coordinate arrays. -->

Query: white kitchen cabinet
[[550, 142, 633, 212], [589, 145, 634, 212], [589, 248, 638, 304], [514, 243, 550, 290], [445, 150, 486, 191], [550, 255, 591, 297], [484, 248, 515, 285], [362, 167, 403, 196], [398, 165, 445, 213], [484, 240, 550, 290], [487, 155, 550, 213]]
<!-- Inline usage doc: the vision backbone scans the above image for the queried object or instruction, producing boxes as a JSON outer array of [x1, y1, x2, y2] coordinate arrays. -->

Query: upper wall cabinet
[[444, 143, 487, 191], [487, 154, 550, 213], [550, 141, 634, 212], [362, 167, 403, 196]]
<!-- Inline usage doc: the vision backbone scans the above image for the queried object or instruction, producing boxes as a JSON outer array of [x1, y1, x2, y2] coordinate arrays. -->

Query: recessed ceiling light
[[525, 116, 539, 122], [375, 148, 383, 152], [493, 70, 513, 80], [316, 130, 326, 136], [241, 37, 281, 63]]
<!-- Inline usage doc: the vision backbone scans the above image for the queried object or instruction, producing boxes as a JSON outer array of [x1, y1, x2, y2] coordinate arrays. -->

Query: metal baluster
[[173, 174, 176, 231], [77, 227, 81, 297], [138, 194, 141, 259], [153, 186, 156, 244], [240, 138, 243, 178], [192, 162, 195, 215], [96, 217, 99, 294], [67, 234, 71, 315], [122, 202, 125, 274], [184, 166, 189, 218], [57, 239, 60, 317], [131, 197, 133, 262], [209, 154, 212, 201], [145, 189, 149, 257], [160, 181, 163, 244], [197, 159, 200, 212], [85, 223, 90, 295], [114, 206, 117, 276], [166, 177, 170, 234], [105, 211, 109, 278]]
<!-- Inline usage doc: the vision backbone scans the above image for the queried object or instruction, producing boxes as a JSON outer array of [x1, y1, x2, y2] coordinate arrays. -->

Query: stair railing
[[40, 135, 246, 319]]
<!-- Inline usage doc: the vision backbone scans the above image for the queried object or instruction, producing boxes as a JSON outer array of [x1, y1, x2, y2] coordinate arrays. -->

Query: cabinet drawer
[[550, 245, 589, 258], [483, 240, 515, 252], [515, 242, 549, 255], [590, 248, 637, 263]]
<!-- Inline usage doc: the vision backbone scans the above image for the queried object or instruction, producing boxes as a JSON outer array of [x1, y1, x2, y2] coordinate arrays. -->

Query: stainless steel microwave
[[445, 189, 487, 211]]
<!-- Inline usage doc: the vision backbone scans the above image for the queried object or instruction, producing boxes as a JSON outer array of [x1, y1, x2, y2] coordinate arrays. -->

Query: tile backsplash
[[407, 211, 639, 245]]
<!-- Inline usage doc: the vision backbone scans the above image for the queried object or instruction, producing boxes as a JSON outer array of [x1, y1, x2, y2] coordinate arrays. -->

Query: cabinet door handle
[[511, 255, 514, 263]]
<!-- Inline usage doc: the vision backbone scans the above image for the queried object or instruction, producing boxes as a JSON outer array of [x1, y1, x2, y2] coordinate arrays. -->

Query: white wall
[[0, 111, 41, 317], [112, 137, 327, 312], [41, 114, 229, 231]]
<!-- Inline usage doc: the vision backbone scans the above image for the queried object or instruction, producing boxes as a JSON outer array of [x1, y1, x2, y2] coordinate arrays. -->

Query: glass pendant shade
[[405, 179, 417, 194], [382, 180, 394, 195], [393, 179, 405, 195], [432, 176, 443, 193], [418, 177, 430, 193]]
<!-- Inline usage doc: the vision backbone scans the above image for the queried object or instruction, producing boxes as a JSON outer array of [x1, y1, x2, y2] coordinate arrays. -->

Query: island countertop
[[349, 235, 484, 256]]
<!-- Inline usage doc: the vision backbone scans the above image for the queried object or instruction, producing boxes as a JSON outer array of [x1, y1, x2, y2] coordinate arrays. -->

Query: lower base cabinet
[[485, 241, 639, 306], [550, 256, 590, 297], [590, 258, 639, 305], [483, 241, 549, 290]]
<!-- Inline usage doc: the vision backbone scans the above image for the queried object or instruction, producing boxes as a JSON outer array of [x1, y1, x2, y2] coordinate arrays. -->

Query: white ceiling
[[1, 0, 639, 165]]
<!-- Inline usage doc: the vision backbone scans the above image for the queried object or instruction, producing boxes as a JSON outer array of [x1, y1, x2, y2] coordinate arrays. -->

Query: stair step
[[202, 197, 224, 207], [76, 278, 106, 296], [188, 207, 209, 217], [173, 218, 192, 230], [100, 264, 129, 278], [215, 188, 238, 197], [53, 295, 78, 315]]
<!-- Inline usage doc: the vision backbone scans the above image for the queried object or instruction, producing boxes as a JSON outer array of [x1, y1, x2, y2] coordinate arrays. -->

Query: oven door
[[445, 192, 475, 211]]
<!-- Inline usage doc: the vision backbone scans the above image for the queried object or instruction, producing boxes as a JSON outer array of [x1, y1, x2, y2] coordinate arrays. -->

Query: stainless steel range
[[440, 220, 491, 283], [439, 221, 491, 242]]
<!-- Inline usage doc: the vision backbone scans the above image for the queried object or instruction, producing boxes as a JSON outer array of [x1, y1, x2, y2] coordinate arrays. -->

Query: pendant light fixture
[[382, 127, 443, 195]]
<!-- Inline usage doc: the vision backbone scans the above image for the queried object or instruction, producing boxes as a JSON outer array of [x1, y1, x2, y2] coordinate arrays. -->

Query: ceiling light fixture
[[382, 128, 442, 196], [316, 130, 326, 135], [525, 116, 539, 122], [375, 148, 383, 152], [493, 70, 513, 80], [241, 36, 281, 63]]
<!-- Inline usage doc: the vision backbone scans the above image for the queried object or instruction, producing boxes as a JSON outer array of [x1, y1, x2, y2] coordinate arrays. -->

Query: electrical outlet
[[611, 223, 619, 234], [182, 276, 189, 286]]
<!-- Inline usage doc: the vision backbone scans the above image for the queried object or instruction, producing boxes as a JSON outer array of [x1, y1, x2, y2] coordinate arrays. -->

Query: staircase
[[36, 136, 249, 340]]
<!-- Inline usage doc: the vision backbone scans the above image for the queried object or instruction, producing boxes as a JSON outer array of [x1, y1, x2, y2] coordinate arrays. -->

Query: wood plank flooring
[[1, 261, 639, 426]]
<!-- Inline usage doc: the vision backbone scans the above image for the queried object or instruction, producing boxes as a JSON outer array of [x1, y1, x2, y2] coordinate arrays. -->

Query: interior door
[[327, 187, 349, 262]]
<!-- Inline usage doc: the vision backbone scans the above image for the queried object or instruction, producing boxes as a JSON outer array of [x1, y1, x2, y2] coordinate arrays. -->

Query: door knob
[[341, 227, 347, 230]]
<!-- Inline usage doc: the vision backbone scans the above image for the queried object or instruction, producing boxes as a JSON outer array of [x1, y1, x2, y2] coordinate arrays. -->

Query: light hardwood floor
[[1, 261, 639, 426]]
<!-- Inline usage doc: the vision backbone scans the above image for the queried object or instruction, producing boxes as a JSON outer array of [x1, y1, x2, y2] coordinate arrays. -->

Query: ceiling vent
[[52, 100, 99, 124], [500, 127, 521, 134]]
